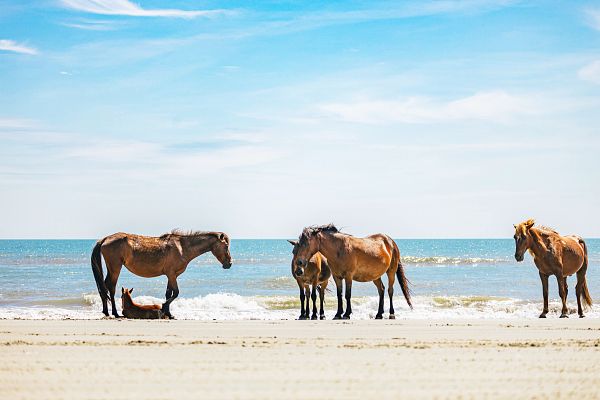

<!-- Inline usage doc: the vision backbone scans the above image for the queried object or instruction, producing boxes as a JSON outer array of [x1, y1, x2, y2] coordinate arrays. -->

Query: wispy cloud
[[0, 118, 37, 129], [0, 39, 38, 55], [240, 0, 516, 37], [585, 7, 600, 30], [61, 18, 123, 31], [320, 91, 546, 124], [578, 60, 600, 84], [59, 0, 229, 19]]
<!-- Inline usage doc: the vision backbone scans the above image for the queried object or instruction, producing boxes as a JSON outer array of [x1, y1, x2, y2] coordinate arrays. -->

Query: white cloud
[[0, 118, 37, 129], [0, 39, 38, 55], [61, 19, 122, 30], [60, 0, 228, 19], [578, 60, 600, 84], [320, 91, 545, 124], [586, 8, 600, 31]]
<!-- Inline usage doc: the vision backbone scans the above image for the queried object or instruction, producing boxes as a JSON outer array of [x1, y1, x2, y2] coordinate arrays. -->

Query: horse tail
[[393, 243, 412, 309], [91, 238, 110, 304], [579, 239, 592, 309]]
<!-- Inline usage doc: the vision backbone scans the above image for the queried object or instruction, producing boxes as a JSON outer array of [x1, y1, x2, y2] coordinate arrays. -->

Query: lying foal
[[121, 288, 167, 319]]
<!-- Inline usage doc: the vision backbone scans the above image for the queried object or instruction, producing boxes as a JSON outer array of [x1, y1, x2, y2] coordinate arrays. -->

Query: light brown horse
[[513, 219, 591, 318], [293, 224, 412, 319], [92, 230, 232, 318], [288, 240, 331, 320], [121, 288, 166, 319]]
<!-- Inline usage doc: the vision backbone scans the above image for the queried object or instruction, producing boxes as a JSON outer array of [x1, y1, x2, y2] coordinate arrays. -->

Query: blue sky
[[1, 0, 599, 239]]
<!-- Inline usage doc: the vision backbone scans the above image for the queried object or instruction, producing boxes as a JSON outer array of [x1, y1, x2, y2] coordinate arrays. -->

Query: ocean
[[1, 239, 598, 320]]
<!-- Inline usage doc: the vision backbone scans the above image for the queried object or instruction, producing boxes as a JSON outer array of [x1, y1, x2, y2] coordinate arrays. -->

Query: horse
[[513, 219, 592, 318], [293, 224, 412, 319], [121, 288, 167, 319], [288, 240, 331, 320], [91, 230, 232, 318]]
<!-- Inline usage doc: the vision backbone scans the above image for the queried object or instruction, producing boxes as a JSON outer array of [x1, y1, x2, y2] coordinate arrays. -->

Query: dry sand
[[1, 318, 600, 399]]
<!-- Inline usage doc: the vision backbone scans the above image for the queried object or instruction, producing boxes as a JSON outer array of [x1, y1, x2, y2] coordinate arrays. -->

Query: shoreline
[[2, 319, 600, 399]]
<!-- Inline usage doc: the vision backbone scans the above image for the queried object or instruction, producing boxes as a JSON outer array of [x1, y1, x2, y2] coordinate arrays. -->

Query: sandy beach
[[1, 319, 599, 399]]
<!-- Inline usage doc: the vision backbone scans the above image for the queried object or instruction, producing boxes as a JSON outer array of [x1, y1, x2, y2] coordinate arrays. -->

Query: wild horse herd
[[91, 219, 592, 320]]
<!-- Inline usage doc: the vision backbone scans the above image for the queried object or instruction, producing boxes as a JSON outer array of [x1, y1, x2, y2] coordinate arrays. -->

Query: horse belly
[[561, 238, 585, 276], [353, 268, 387, 282]]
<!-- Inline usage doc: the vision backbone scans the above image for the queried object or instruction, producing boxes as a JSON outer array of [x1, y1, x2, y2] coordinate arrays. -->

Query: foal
[[288, 240, 331, 320], [121, 288, 167, 319], [514, 219, 592, 318]]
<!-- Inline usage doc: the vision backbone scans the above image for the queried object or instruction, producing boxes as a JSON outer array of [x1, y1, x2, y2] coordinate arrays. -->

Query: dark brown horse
[[121, 288, 166, 319], [92, 230, 232, 318], [514, 219, 592, 318], [288, 240, 331, 320], [293, 224, 412, 319]]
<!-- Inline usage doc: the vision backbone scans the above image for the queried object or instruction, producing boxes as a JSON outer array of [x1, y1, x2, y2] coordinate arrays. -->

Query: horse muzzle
[[222, 262, 232, 269], [514, 254, 524, 262], [294, 267, 304, 276]]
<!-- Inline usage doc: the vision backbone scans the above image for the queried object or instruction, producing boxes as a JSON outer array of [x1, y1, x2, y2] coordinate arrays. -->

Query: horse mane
[[536, 225, 558, 234], [299, 224, 340, 243], [160, 229, 211, 239]]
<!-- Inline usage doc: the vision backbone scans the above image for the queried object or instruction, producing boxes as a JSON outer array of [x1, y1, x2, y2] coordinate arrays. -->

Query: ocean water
[[0, 239, 599, 320]]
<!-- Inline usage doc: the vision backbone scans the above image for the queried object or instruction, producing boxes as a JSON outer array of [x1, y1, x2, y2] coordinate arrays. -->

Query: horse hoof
[[539, 314, 547, 318], [579, 314, 585, 318], [320, 315, 326, 320], [333, 315, 343, 320], [298, 316, 307, 320], [560, 314, 569, 318], [389, 314, 396, 320], [375, 314, 383, 320], [311, 315, 317, 320], [342, 315, 351, 320]]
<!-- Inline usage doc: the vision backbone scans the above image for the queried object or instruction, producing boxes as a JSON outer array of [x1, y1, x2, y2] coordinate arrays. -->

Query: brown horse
[[121, 288, 166, 319], [91, 230, 232, 318], [293, 224, 412, 319], [288, 240, 331, 320], [513, 219, 592, 318]]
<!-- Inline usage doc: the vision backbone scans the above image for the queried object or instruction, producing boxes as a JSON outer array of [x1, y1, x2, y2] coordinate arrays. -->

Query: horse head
[[294, 226, 328, 274], [513, 219, 535, 262], [211, 232, 232, 269], [287, 239, 305, 276]]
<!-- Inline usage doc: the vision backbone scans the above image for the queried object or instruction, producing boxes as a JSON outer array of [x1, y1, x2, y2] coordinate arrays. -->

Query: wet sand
[[1, 318, 600, 399]]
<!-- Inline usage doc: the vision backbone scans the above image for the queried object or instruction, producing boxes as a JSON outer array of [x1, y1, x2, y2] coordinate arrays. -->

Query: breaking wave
[[2, 293, 598, 320]]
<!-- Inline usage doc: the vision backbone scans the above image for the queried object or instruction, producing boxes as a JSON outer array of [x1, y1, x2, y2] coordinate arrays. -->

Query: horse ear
[[525, 219, 535, 229], [219, 233, 226, 242], [513, 224, 517, 229], [121, 287, 125, 294], [287, 239, 298, 246]]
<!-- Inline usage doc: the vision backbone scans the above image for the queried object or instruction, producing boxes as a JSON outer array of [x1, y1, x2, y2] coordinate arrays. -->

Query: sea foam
[[2, 292, 598, 320]]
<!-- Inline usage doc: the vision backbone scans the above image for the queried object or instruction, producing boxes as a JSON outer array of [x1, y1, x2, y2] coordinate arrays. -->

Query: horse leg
[[557, 275, 568, 318], [373, 278, 385, 319], [576, 266, 589, 318], [304, 286, 311, 318], [318, 285, 326, 320], [333, 276, 344, 320], [539, 272, 549, 318], [298, 284, 307, 320], [342, 277, 353, 319], [105, 260, 122, 318], [161, 276, 179, 319], [310, 286, 318, 320], [575, 272, 583, 318], [387, 270, 396, 319], [165, 284, 173, 303]]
